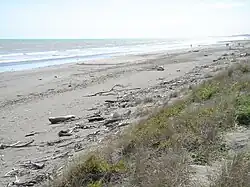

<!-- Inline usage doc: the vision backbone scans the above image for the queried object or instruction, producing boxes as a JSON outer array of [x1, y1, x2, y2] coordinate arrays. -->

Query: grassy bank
[[50, 62, 250, 187]]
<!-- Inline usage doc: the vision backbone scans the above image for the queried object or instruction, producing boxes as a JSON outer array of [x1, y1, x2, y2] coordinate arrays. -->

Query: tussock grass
[[211, 153, 250, 187], [50, 62, 250, 187]]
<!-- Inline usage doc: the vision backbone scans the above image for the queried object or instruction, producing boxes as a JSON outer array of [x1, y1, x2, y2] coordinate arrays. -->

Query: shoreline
[[0, 42, 231, 73], [0, 41, 249, 186]]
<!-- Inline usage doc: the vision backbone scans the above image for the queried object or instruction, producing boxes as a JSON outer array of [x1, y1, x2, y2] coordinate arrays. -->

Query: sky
[[0, 0, 249, 39]]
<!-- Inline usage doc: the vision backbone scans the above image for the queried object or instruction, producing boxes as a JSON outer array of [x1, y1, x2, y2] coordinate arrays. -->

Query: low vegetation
[[50, 62, 250, 187]]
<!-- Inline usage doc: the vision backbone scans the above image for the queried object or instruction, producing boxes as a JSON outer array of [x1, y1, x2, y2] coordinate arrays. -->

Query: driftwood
[[110, 122, 130, 131], [8, 176, 37, 187], [150, 65, 164, 71], [84, 84, 140, 97], [0, 139, 34, 150], [47, 139, 64, 146], [75, 124, 96, 129], [86, 130, 101, 139], [58, 141, 75, 148], [103, 118, 123, 127], [105, 100, 118, 103], [88, 116, 105, 123], [4, 168, 19, 177], [58, 126, 77, 137], [25, 132, 39, 137], [87, 107, 98, 111], [58, 130, 73, 137], [36, 151, 70, 163], [20, 161, 45, 170], [105, 99, 130, 104], [48, 115, 76, 124]]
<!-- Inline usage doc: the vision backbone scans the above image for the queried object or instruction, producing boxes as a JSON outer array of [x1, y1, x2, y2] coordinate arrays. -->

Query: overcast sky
[[0, 0, 249, 39]]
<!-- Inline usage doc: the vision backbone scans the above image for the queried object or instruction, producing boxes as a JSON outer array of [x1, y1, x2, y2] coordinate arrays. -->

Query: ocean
[[0, 36, 249, 72]]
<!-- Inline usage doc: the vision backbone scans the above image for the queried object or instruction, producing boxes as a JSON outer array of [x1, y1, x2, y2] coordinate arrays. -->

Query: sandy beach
[[1, 42, 250, 186]]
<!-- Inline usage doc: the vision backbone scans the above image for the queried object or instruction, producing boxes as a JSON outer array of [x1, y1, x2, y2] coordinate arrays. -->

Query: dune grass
[[50, 62, 250, 187]]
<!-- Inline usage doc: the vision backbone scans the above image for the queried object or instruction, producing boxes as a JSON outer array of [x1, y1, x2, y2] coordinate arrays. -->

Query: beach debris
[[110, 121, 130, 131], [36, 151, 70, 163], [201, 65, 209, 68], [176, 69, 181, 72], [152, 65, 164, 71], [58, 141, 75, 148], [10, 179, 36, 186], [38, 78, 42, 80], [58, 125, 80, 137], [104, 99, 130, 108], [231, 58, 237, 62], [83, 84, 140, 97], [54, 75, 58, 78], [8, 174, 48, 187], [25, 131, 39, 137], [20, 161, 45, 170], [105, 100, 119, 104], [193, 50, 200, 52], [47, 139, 64, 146], [111, 112, 121, 119], [87, 107, 98, 111], [156, 66, 164, 71], [88, 113, 105, 123], [58, 130, 73, 137], [104, 118, 123, 127], [74, 123, 96, 129], [240, 53, 249, 57], [86, 130, 101, 140], [74, 143, 84, 152], [68, 84, 72, 87], [88, 116, 105, 122], [4, 168, 19, 177], [123, 110, 132, 118], [0, 139, 34, 150], [48, 115, 76, 124]]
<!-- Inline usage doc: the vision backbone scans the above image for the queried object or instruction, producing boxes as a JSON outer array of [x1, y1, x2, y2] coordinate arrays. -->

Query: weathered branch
[[0, 139, 34, 150], [83, 84, 140, 97]]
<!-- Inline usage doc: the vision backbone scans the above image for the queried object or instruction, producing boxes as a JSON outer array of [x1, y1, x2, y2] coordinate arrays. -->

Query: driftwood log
[[48, 115, 76, 124]]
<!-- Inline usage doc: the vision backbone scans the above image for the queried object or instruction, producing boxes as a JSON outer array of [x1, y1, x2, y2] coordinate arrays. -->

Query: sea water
[[0, 36, 249, 72]]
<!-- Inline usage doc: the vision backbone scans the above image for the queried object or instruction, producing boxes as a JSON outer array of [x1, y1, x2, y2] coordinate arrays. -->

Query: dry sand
[[1, 42, 250, 186]]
